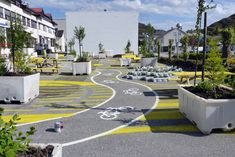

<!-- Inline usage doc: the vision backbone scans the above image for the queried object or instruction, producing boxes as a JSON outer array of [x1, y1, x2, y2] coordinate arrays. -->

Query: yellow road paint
[[140, 110, 184, 121], [41, 97, 80, 101], [39, 100, 74, 103], [93, 64, 103, 67], [110, 125, 198, 135], [2, 113, 73, 123], [40, 80, 95, 87], [157, 102, 179, 108]]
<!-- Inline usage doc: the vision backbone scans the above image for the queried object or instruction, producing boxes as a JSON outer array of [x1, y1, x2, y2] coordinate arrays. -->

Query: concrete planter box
[[98, 53, 106, 59], [30, 143, 62, 157], [120, 58, 131, 66], [72, 61, 92, 75], [141, 57, 157, 67], [48, 53, 59, 59], [66, 55, 75, 61], [178, 85, 235, 134], [0, 73, 40, 103]]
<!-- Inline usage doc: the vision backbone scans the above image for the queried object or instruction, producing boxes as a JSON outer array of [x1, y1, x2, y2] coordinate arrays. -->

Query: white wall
[[66, 11, 139, 56]]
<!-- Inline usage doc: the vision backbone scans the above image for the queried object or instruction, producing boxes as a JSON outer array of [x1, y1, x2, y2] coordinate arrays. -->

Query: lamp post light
[[176, 23, 182, 59]]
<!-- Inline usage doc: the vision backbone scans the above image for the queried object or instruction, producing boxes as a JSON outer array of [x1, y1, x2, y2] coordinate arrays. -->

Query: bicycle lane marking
[[16, 71, 116, 127], [62, 70, 159, 147]]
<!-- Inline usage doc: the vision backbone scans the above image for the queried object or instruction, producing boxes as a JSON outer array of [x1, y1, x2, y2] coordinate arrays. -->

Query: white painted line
[[16, 71, 116, 127], [62, 70, 159, 147]]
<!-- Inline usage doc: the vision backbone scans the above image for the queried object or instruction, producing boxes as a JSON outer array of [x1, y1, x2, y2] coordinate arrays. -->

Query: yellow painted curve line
[[2, 113, 73, 124]]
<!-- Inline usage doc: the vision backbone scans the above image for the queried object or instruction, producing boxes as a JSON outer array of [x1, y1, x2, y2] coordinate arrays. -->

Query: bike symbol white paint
[[103, 80, 119, 84], [98, 106, 135, 120], [123, 88, 142, 95]]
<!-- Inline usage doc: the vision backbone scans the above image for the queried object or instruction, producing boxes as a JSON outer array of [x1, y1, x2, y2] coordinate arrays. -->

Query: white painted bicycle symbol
[[123, 88, 142, 95], [103, 80, 119, 84], [98, 106, 135, 120]]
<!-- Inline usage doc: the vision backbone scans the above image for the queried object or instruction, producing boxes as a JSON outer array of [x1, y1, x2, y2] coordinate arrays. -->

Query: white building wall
[[66, 11, 139, 56]]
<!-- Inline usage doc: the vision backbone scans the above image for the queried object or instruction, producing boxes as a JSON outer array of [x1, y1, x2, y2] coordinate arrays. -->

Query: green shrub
[[70, 50, 77, 57], [76, 51, 89, 62], [194, 81, 215, 93], [0, 108, 36, 157], [0, 57, 7, 76], [182, 52, 190, 62], [14, 51, 31, 74]]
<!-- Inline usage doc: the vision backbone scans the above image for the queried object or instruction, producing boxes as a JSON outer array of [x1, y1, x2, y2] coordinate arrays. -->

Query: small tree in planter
[[0, 18, 40, 103], [125, 40, 131, 54], [72, 26, 91, 75], [0, 28, 6, 56], [178, 39, 235, 134], [168, 39, 173, 60], [140, 23, 157, 67]]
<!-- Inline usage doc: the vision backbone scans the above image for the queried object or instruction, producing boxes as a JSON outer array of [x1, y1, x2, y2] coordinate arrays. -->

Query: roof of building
[[56, 30, 64, 38], [158, 28, 187, 39]]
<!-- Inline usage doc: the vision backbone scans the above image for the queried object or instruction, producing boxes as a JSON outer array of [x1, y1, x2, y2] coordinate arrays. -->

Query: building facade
[[158, 28, 186, 54], [0, 0, 56, 55], [66, 11, 139, 56], [54, 19, 67, 53]]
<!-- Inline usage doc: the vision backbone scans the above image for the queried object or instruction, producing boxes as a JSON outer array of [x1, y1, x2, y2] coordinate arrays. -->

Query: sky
[[25, 0, 235, 31]]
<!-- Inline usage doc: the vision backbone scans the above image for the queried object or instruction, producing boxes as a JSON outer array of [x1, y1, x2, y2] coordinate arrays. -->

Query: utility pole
[[202, 12, 207, 81]]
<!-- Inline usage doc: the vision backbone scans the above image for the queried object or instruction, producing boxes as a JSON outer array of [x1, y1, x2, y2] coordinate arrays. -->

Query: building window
[[11, 12, 16, 22], [48, 28, 52, 34], [0, 7, 3, 18], [31, 20, 37, 29], [43, 25, 47, 32], [22, 16, 26, 26], [5, 9, 10, 21], [27, 18, 31, 27]]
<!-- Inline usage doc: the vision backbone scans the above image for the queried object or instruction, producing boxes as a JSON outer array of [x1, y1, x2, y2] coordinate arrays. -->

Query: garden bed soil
[[2, 72, 32, 77], [185, 86, 235, 99], [17, 145, 54, 157]]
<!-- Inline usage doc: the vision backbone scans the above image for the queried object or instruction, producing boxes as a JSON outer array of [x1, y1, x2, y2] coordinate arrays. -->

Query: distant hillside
[[208, 14, 235, 35], [139, 22, 166, 36]]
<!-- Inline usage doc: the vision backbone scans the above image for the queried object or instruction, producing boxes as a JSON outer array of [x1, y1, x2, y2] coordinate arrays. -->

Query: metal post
[[202, 12, 207, 81]]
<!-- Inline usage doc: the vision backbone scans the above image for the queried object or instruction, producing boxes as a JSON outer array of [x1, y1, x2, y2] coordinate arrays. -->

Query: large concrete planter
[[66, 55, 75, 61], [178, 85, 235, 134], [72, 61, 92, 75], [141, 57, 157, 67], [119, 58, 131, 66], [48, 53, 59, 59], [98, 53, 106, 59], [30, 143, 62, 157], [0, 73, 40, 103]]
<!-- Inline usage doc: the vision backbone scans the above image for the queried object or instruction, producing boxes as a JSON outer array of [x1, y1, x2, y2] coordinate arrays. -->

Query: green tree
[[168, 39, 173, 60], [180, 35, 189, 53], [74, 26, 86, 59], [8, 18, 31, 72], [0, 28, 6, 56], [68, 37, 75, 52], [205, 39, 225, 86], [125, 40, 131, 54], [157, 40, 161, 60], [221, 28, 232, 62], [146, 23, 155, 56]]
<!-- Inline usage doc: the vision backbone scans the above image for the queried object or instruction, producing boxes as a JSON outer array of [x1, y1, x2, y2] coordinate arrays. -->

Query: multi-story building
[[54, 19, 67, 53], [0, 0, 56, 55]]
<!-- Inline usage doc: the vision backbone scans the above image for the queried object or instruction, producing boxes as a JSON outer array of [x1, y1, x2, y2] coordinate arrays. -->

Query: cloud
[[24, 0, 235, 30]]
